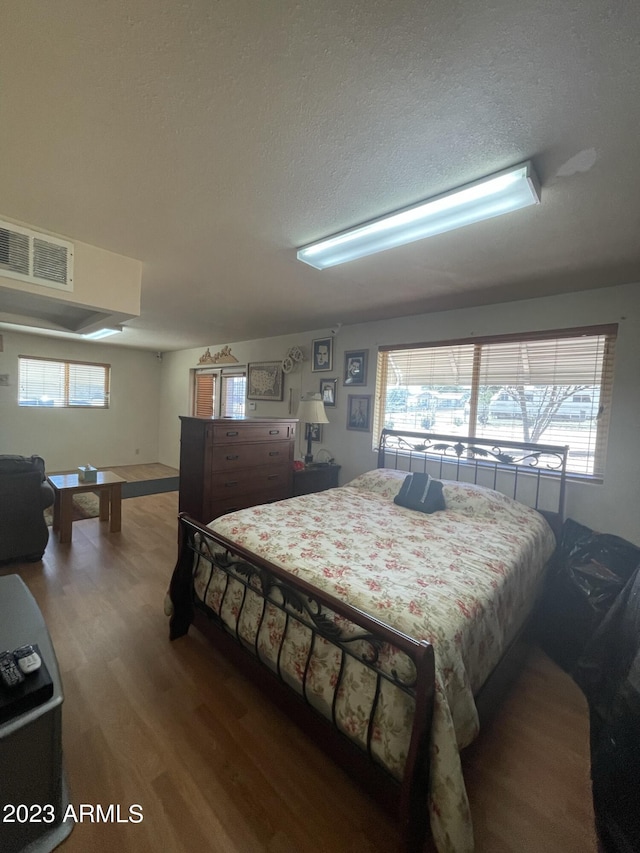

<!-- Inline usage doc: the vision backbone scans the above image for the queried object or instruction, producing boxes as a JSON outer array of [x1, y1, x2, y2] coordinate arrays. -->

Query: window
[[19, 356, 110, 408], [375, 325, 617, 477], [193, 369, 246, 418], [220, 374, 246, 417]]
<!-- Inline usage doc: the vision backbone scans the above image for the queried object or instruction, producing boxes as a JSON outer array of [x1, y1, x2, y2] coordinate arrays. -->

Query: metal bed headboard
[[377, 428, 569, 531]]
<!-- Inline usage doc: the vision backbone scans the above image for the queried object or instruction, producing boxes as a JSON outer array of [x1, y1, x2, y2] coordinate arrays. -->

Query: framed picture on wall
[[343, 349, 368, 386], [311, 337, 333, 372], [247, 361, 284, 401], [346, 394, 371, 431], [319, 378, 337, 408]]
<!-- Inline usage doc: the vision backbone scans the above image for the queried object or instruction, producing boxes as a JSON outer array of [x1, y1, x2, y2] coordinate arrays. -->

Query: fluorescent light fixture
[[297, 161, 540, 270], [82, 328, 122, 340]]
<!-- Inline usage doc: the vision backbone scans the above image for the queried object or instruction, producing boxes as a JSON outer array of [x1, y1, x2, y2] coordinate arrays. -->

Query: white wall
[[0, 234, 141, 316], [159, 282, 640, 545], [4, 283, 634, 540], [0, 330, 161, 471], [159, 332, 316, 468]]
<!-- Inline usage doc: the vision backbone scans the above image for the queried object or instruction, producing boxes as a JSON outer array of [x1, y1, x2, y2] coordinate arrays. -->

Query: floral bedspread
[[193, 469, 555, 853]]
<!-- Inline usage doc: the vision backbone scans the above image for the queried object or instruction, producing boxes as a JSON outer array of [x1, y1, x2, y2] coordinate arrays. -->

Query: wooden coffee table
[[47, 471, 126, 544]]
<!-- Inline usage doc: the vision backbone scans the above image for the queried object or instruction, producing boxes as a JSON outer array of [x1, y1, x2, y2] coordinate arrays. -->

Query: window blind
[[194, 373, 215, 417], [477, 335, 608, 384], [387, 344, 475, 386], [19, 356, 110, 408], [375, 325, 617, 478]]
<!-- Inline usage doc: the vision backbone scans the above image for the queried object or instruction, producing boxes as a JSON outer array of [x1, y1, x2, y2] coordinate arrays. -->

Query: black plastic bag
[[538, 518, 640, 673], [574, 566, 640, 853]]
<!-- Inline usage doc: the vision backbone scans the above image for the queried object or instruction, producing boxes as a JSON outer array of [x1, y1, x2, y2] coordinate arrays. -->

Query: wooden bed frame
[[169, 430, 569, 852]]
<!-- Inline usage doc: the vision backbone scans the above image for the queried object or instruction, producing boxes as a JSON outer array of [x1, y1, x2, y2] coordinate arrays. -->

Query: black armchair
[[0, 455, 55, 564]]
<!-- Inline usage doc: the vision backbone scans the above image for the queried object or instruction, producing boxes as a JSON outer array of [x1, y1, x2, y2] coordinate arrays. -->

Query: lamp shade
[[296, 395, 329, 424]]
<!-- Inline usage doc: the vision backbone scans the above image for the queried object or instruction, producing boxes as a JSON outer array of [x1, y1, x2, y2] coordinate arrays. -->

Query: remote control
[[13, 645, 42, 675], [0, 650, 25, 688]]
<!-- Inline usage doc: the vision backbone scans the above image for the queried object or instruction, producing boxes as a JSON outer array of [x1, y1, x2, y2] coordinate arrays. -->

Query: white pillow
[[346, 468, 408, 500], [442, 480, 525, 519]]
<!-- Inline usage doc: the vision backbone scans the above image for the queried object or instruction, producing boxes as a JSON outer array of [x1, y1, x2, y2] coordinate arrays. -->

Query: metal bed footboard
[[169, 512, 435, 852]]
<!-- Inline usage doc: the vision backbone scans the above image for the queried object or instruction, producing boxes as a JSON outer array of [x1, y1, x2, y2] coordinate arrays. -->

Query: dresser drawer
[[208, 484, 291, 520], [212, 464, 290, 497], [211, 441, 291, 472], [212, 423, 295, 444]]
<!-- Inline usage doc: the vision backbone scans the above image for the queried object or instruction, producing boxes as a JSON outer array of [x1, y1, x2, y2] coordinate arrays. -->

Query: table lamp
[[296, 394, 329, 465]]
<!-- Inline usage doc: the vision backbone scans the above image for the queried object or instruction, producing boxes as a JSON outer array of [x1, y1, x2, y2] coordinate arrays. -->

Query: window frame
[[375, 324, 617, 481], [18, 355, 111, 408], [193, 367, 247, 418]]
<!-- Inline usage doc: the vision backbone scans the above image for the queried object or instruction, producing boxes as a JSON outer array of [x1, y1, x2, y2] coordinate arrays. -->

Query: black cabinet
[[292, 465, 340, 497]]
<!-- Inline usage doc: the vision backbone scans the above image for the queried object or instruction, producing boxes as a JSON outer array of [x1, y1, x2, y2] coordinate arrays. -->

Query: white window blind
[[19, 356, 110, 408], [477, 336, 608, 384], [375, 325, 617, 478], [387, 344, 475, 386]]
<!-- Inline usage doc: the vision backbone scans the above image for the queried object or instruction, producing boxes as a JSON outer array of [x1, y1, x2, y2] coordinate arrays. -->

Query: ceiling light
[[296, 161, 540, 270], [82, 328, 122, 340]]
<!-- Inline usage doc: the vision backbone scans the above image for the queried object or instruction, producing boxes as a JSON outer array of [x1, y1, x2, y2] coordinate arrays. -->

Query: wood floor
[[2, 492, 598, 853]]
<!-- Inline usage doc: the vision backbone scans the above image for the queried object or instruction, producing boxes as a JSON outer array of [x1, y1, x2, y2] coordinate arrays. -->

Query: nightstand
[[292, 464, 341, 497]]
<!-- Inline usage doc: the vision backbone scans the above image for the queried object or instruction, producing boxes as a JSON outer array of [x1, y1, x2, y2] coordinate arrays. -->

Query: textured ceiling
[[1, 1, 639, 351]]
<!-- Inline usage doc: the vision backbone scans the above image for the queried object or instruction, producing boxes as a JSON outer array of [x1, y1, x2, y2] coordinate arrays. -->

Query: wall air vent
[[0, 218, 73, 292]]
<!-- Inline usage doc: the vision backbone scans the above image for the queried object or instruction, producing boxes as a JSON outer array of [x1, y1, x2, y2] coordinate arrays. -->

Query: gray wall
[[159, 282, 640, 544]]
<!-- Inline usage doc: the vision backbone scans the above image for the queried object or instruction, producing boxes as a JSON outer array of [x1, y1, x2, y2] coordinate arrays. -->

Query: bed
[[169, 429, 569, 853]]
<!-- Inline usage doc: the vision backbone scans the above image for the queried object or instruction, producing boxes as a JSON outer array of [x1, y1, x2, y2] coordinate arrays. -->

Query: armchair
[[0, 455, 55, 564]]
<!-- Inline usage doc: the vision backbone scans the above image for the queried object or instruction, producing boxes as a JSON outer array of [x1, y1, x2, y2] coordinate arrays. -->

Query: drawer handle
[[226, 454, 239, 460], [267, 474, 279, 481], [268, 450, 280, 457], [226, 430, 239, 437], [269, 429, 280, 435], [225, 481, 238, 487]]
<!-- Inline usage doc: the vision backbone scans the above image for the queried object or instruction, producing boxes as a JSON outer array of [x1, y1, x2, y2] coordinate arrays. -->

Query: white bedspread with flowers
[[193, 469, 555, 853]]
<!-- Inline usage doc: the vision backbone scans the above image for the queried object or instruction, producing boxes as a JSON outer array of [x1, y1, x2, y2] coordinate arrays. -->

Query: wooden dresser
[[178, 416, 297, 523]]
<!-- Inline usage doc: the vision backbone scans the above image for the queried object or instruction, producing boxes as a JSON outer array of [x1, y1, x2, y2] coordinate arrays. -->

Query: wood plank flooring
[[2, 493, 598, 853]]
